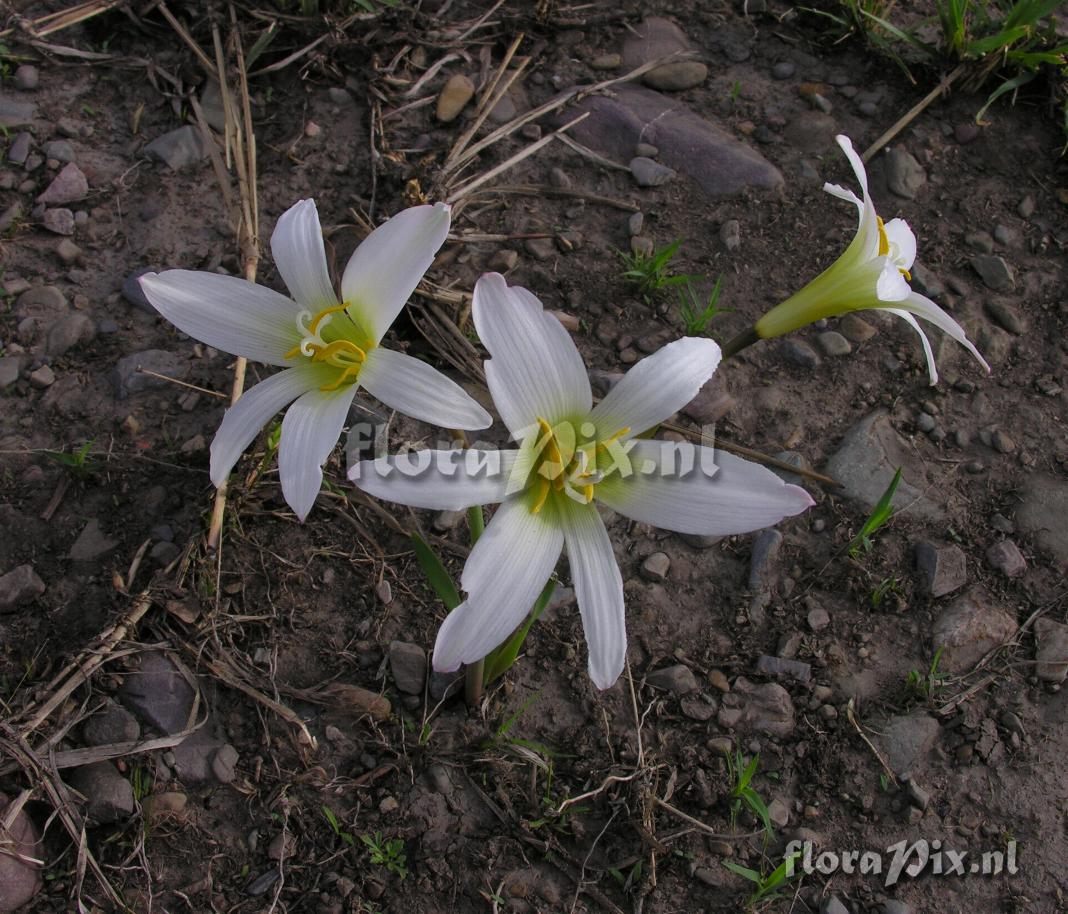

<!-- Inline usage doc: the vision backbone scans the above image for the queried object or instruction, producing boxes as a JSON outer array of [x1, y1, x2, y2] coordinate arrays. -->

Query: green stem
[[464, 504, 486, 706], [466, 505, 485, 543], [720, 326, 761, 361], [465, 659, 484, 707]]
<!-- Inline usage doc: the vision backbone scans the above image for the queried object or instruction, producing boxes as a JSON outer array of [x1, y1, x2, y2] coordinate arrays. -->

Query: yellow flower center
[[284, 303, 376, 391], [876, 217, 911, 282], [528, 418, 630, 514]]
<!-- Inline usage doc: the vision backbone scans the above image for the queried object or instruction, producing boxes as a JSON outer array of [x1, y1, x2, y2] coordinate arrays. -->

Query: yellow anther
[[583, 484, 594, 503], [283, 343, 302, 360], [307, 303, 348, 334], [313, 339, 366, 365], [531, 477, 551, 515], [902, 269, 912, 281], [319, 363, 362, 391], [876, 216, 890, 258]]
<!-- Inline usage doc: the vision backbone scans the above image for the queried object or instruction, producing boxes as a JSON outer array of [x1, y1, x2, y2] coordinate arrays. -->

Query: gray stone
[[149, 540, 181, 566], [0, 564, 46, 612], [118, 652, 194, 734], [56, 239, 82, 264], [986, 540, 1026, 577], [211, 743, 239, 783], [0, 356, 21, 387], [0, 791, 43, 912], [879, 713, 940, 777], [14, 65, 39, 90], [590, 53, 621, 71], [807, 605, 830, 631], [42, 207, 75, 235], [69, 518, 118, 562], [910, 261, 944, 298], [1016, 475, 1068, 569], [780, 339, 820, 369], [646, 664, 699, 695], [816, 330, 851, 357], [1034, 618, 1068, 683], [113, 349, 189, 398], [641, 551, 671, 581], [436, 74, 475, 122], [772, 61, 796, 79], [28, 364, 55, 388], [622, 17, 707, 91], [36, 162, 88, 204], [18, 284, 67, 313], [46, 312, 94, 355], [984, 299, 1026, 334], [914, 540, 967, 597], [824, 411, 943, 521], [970, 255, 1015, 292], [145, 125, 212, 170], [171, 726, 227, 784], [838, 314, 876, 344], [783, 111, 838, 153], [680, 375, 734, 424], [122, 267, 157, 313], [0, 96, 36, 128], [524, 237, 556, 261], [428, 668, 462, 701], [880, 902, 913, 914], [884, 146, 926, 199], [645, 61, 708, 91], [83, 701, 141, 746], [719, 218, 741, 251], [1017, 195, 1035, 218], [68, 762, 135, 825], [567, 84, 782, 198], [965, 230, 995, 254], [199, 80, 226, 132], [42, 139, 76, 163], [388, 641, 427, 695], [629, 156, 676, 187], [7, 131, 31, 164], [932, 586, 1017, 674], [0, 201, 20, 233], [755, 655, 811, 683], [719, 678, 795, 737]]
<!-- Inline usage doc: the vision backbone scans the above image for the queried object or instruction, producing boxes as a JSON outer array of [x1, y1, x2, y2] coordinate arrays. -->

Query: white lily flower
[[139, 199, 491, 521], [739, 135, 989, 385], [350, 273, 813, 689]]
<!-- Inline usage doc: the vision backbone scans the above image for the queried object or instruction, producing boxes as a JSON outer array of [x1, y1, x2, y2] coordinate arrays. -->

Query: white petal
[[823, 181, 864, 215], [278, 383, 358, 521], [589, 337, 721, 438], [836, 135, 870, 198], [139, 270, 298, 365], [474, 273, 592, 435], [210, 364, 327, 486], [597, 440, 814, 535], [882, 217, 917, 271], [270, 199, 338, 311], [341, 203, 451, 343], [359, 346, 491, 430], [432, 498, 563, 672], [875, 259, 911, 302], [897, 292, 991, 374], [349, 448, 520, 511], [558, 500, 626, 690], [884, 308, 938, 385]]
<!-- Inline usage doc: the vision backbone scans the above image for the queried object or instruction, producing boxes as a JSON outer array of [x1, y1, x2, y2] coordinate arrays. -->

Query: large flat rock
[[565, 84, 782, 198], [824, 411, 944, 521]]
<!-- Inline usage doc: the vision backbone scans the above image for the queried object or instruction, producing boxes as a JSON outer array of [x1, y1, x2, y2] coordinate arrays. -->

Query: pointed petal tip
[[787, 484, 816, 511]]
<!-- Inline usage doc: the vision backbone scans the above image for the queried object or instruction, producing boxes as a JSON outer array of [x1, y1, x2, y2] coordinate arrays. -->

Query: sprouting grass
[[726, 750, 773, 834], [847, 468, 901, 559], [322, 805, 356, 847], [905, 646, 947, 701], [677, 276, 729, 337], [618, 239, 699, 302], [43, 439, 98, 480], [870, 576, 902, 608], [723, 849, 802, 907], [810, 0, 1068, 140], [360, 831, 408, 879]]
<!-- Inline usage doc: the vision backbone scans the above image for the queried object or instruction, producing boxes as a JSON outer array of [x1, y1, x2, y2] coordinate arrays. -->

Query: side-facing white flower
[[139, 200, 491, 520], [350, 273, 813, 689], [736, 135, 989, 385]]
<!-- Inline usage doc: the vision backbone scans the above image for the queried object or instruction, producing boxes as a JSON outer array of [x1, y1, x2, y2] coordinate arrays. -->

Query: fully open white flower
[[350, 273, 813, 689], [139, 200, 491, 521], [747, 135, 989, 385]]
